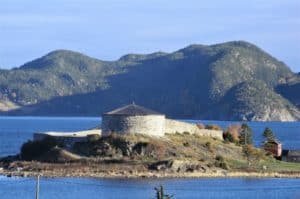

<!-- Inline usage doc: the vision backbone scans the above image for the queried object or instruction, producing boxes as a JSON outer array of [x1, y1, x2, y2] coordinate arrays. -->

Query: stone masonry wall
[[102, 115, 165, 136], [165, 119, 223, 140]]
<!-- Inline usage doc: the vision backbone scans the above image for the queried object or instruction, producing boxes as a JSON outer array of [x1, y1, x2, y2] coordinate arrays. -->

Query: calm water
[[0, 117, 299, 157], [0, 176, 300, 199], [0, 117, 100, 157], [0, 117, 300, 199]]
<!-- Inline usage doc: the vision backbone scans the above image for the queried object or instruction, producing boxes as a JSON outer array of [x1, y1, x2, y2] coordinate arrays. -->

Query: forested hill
[[0, 41, 299, 121]]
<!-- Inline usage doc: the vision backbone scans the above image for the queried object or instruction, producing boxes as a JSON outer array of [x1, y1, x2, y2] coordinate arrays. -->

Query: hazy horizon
[[1, 0, 299, 72]]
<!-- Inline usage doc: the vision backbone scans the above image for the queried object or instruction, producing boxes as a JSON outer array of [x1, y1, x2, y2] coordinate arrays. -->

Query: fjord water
[[0, 117, 300, 199], [0, 117, 299, 157], [1, 176, 300, 199]]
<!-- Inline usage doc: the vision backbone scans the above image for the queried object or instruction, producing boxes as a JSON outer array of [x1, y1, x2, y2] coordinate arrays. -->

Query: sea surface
[[0, 117, 300, 199]]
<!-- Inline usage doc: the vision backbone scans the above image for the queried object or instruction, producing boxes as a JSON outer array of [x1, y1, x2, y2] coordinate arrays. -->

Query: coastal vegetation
[[20, 137, 62, 161]]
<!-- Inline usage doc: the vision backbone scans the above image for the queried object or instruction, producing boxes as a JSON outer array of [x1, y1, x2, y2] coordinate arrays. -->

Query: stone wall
[[165, 119, 223, 139], [101, 115, 166, 136], [33, 129, 102, 149], [101, 115, 223, 139]]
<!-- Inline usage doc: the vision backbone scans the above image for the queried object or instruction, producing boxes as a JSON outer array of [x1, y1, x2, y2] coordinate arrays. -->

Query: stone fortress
[[101, 103, 166, 136], [101, 103, 223, 139], [34, 103, 223, 144]]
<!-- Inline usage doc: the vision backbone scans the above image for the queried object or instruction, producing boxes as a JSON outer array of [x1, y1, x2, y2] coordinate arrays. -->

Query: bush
[[223, 131, 234, 143], [218, 162, 229, 170], [225, 124, 241, 142], [242, 144, 264, 165], [215, 155, 224, 162], [205, 124, 222, 131], [205, 142, 213, 152], [183, 142, 190, 147], [20, 137, 60, 161], [175, 132, 181, 136], [105, 134, 131, 156], [215, 155, 229, 170], [144, 142, 166, 160]]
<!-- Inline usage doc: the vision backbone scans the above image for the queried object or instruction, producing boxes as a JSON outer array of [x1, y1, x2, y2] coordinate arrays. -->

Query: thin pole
[[160, 185, 164, 199], [245, 129, 247, 145], [35, 175, 40, 199]]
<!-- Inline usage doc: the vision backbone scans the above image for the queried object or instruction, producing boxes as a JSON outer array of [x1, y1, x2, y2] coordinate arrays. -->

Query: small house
[[263, 140, 282, 157]]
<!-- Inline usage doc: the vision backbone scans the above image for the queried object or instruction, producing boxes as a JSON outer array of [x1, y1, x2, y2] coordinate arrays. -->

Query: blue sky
[[1, 0, 299, 72]]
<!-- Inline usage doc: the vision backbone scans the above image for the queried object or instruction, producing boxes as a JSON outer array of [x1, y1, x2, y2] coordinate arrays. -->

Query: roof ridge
[[103, 104, 163, 116]]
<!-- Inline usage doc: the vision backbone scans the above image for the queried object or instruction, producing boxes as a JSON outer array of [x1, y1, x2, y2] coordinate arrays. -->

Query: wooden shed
[[282, 150, 300, 163]]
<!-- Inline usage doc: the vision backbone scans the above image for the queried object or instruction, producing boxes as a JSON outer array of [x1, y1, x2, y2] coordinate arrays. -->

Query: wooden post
[[160, 185, 164, 199], [155, 186, 161, 199], [35, 175, 40, 199], [155, 185, 168, 199]]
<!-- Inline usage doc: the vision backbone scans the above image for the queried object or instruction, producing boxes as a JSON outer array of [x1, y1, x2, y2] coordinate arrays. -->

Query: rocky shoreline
[[1, 168, 300, 179]]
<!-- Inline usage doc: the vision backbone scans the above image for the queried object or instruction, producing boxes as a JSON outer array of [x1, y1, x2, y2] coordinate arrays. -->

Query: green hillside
[[0, 41, 299, 121], [276, 74, 300, 109]]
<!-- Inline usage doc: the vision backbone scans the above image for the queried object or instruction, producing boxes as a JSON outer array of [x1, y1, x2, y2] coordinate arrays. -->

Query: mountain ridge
[[0, 40, 299, 121]]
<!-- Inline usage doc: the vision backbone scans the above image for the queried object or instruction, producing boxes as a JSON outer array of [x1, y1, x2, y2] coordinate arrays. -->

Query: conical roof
[[103, 103, 163, 116]]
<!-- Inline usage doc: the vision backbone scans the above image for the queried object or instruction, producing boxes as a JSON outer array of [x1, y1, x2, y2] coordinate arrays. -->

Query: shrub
[[215, 155, 229, 170], [219, 162, 229, 170], [226, 124, 241, 141], [223, 131, 234, 143], [205, 141, 211, 147], [183, 142, 190, 147], [207, 163, 213, 168], [215, 155, 224, 162], [205, 142, 213, 152], [205, 124, 222, 131], [183, 131, 190, 135], [242, 144, 264, 165], [20, 137, 60, 161], [105, 134, 131, 156], [132, 142, 148, 155], [144, 142, 166, 160], [175, 132, 181, 136]]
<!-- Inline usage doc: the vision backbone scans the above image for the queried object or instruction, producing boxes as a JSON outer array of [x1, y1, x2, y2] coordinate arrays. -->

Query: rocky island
[[1, 132, 300, 178], [1, 104, 300, 178]]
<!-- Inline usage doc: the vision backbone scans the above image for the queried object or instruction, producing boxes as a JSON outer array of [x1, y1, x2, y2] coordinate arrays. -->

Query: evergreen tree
[[262, 127, 278, 149], [239, 123, 253, 145], [263, 127, 275, 142]]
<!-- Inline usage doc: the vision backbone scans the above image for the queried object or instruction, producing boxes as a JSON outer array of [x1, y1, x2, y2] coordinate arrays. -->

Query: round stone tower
[[101, 103, 165, 136]]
